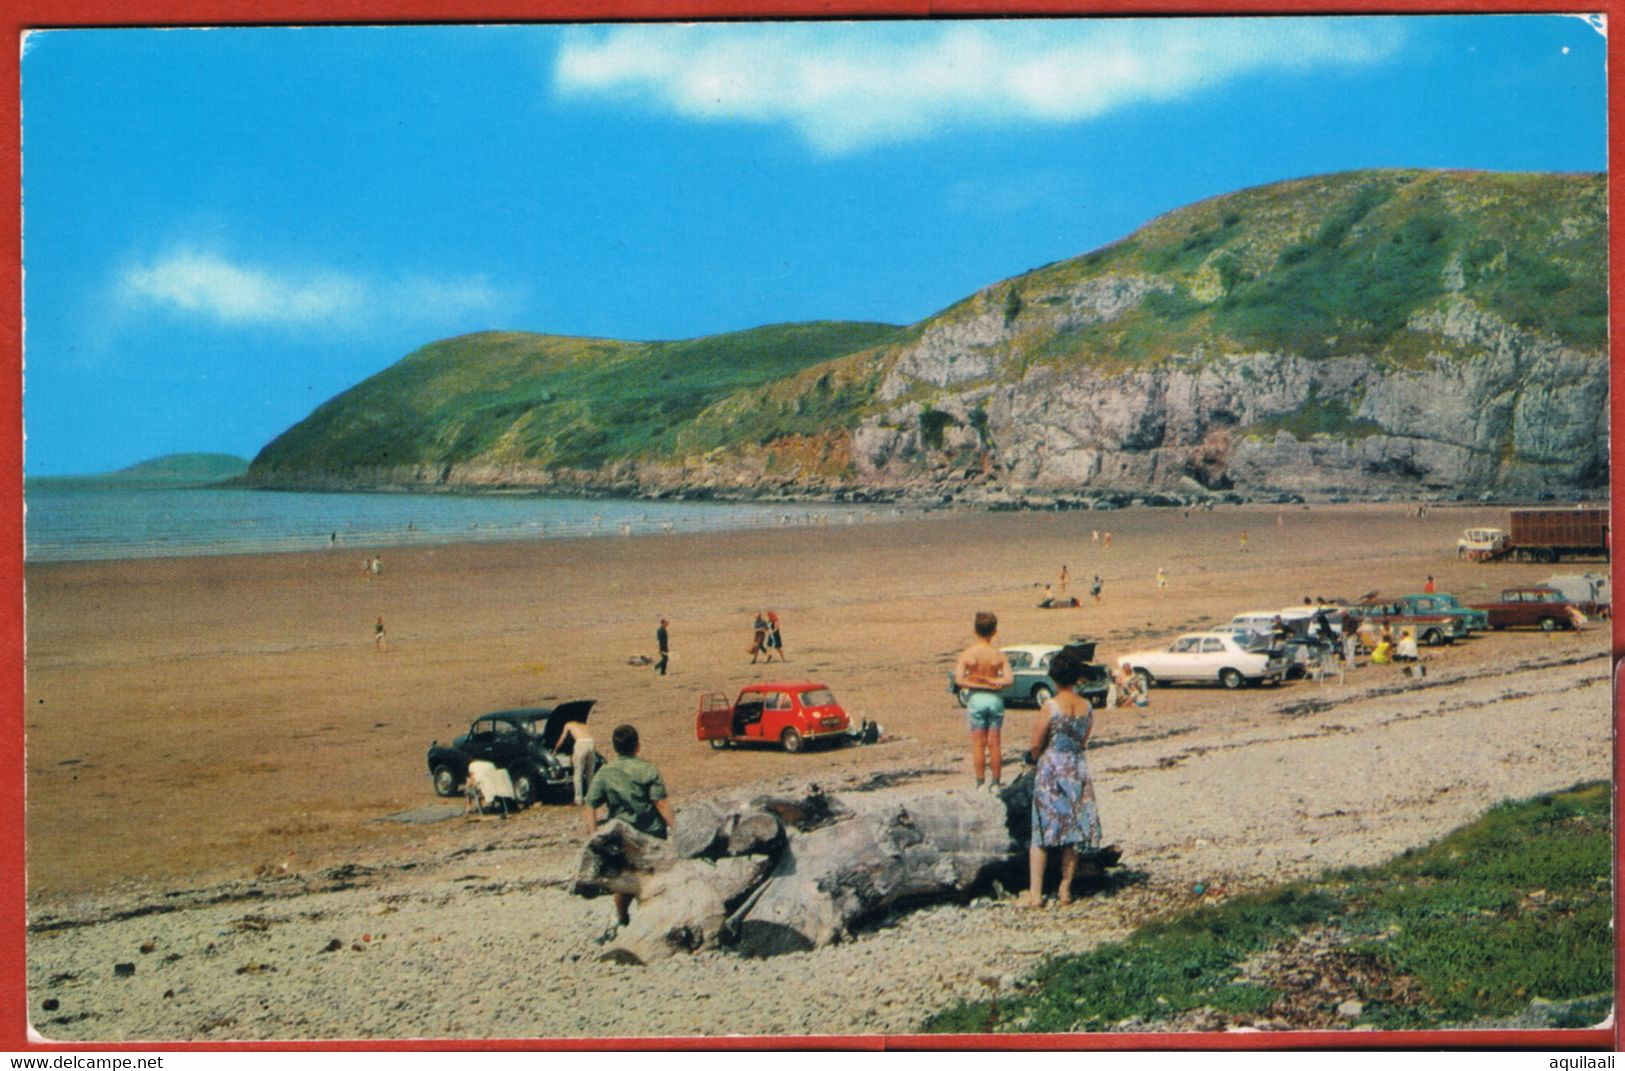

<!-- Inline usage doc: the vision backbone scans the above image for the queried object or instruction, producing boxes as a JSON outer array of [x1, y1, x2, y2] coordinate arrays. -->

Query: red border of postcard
[[0, 0, 1619, 1053]]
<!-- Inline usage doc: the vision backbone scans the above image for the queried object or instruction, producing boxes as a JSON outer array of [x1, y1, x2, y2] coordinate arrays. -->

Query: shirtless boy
[[954, 611, 1014, 792]]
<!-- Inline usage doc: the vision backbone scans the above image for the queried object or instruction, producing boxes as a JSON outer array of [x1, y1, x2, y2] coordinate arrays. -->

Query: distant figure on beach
[[1313, 608, 1337, 647], [954, 611, 1013, 793], [374, 616, 388, 653], [1342, 615, 1362, 664], [749, 612, 769, 663], [1102, 531, 1113, 549], [1238, 530, 1249, 552], [1091, 575, 1103, 604], [1024, 647, 1103, 909], [1423, 575, 1436, 594], [1059, 564, 1070, 594], [1394, 629, 1419, 662], [583, 724, 674, 934], [1114, 664, 1146, 708], [370, 556, 381, 580], [1155, 567, 1168, 594], [330, 532, 337, 546], [765, 611, 786, 662], [655, 618, 669, 676], [1091, 530, 1099, 544], [554, 719, 598, 806]]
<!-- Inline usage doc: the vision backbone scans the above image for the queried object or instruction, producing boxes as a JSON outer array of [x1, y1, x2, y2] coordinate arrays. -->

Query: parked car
[[1349, 599, 1465, 646], [1468, 587, 1583, 631], [1226, 610, 1342, 679], [1457, 527, 1508, 559], [1118, 632, 1289, 690], [695, 682, 855, 753], [1540, 573, 1611, 619], [425, 699, 597, 807], [945, 642, 1111, 709], [1388, 593, 1489, 635]]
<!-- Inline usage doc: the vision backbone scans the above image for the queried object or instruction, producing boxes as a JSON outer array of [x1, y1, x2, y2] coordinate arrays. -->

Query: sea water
[[24, 484, 887, 562]]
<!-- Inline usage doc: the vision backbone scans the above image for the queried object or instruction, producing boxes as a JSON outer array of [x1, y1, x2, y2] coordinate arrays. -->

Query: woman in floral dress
[[1025, 647, 1103, 908]]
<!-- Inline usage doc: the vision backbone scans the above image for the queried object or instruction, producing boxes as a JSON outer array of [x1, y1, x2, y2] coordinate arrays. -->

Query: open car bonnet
[[540, 699, 596, 750]]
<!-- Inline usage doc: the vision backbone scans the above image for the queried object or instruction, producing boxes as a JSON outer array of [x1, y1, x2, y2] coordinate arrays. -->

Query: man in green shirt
[[584, 723, 675, 928]]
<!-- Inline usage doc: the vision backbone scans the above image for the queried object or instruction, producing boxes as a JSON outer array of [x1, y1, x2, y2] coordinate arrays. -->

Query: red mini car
[[696, 682, 852, 753]]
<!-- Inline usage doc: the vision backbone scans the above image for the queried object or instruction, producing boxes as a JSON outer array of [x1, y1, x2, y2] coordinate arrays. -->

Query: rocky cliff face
[[844, 285, 1607, 501]]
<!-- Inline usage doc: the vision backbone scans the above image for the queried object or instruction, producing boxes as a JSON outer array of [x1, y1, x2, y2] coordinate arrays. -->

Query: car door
[[1162, 637, 1202, 680], [485, 720, 528, 768], [461, 718, 502, 763], [1004, 650, 1035, 700], [757, 690, 794, 739], [1199, 636, 1229, 677], [696, 693, 733, 742]]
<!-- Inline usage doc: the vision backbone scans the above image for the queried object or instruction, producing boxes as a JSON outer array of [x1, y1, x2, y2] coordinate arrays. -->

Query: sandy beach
[[22, 503, 1613, 1040]]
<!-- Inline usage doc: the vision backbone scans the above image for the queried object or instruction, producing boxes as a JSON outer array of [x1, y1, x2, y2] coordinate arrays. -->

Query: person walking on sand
[[1423, 575, 1436, 594], [370, 556, 381, 580], [655, 618, 670, 676], [1091, 575, 1103, 604], [1238, 530, 1249, 552], [765, 610, 786, 662], [554, 719, 598, 806], [374, 616, 388, 653], [583, 724, 675, 934], [1155, 567, 1168, 595], [749, 612, 769, 663], [1059, 564, 1070, 595], [1024, 647, 1103, 908], [954, 612, 1014, 793], [1102, 531, 1113, 549]]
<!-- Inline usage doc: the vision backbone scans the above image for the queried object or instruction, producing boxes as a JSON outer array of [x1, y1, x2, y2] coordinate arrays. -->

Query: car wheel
[[1538, 616, 1557, 632], [1031, 684, 1055, 705], [709, 738, 730, 750], [431, 765, 460, 798], [510, 770, 537, 808], [1422, 628, 1444, 647], [1219, 668, 1244, 690], [780, 728, 805, 754], [1133, 668, 1154, 690]]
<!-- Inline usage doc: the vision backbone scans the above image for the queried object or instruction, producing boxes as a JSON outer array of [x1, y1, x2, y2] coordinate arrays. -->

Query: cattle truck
[[1459, 507, 1609, 563]]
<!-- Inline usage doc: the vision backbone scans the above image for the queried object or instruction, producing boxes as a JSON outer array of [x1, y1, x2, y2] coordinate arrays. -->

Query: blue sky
[[20, 15, 1607, 475]]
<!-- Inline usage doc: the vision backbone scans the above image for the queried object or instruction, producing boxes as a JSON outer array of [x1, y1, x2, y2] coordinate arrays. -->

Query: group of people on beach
[[954, 610, 1104, 908], [748, 611, 786, 663]]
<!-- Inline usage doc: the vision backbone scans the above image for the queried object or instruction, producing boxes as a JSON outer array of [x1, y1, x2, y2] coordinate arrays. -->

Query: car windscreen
[[800, 688, 836, 707]]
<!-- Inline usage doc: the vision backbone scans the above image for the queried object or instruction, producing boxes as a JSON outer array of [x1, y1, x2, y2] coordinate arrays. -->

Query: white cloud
[[554, 19, 1406, 154], [119, 249, 510, 332]]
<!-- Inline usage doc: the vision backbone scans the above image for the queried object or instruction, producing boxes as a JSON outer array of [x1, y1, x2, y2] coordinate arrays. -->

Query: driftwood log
[[569, 773, 1118, 964]]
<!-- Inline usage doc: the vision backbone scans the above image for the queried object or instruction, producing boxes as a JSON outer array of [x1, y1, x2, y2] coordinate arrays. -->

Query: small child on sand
[[953, 612, 1014, 792]]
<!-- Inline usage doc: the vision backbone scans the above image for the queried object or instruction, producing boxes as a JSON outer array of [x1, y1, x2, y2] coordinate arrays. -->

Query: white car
[[1457, 527, 1509, 559], [1118, 632, 1288, 690]]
